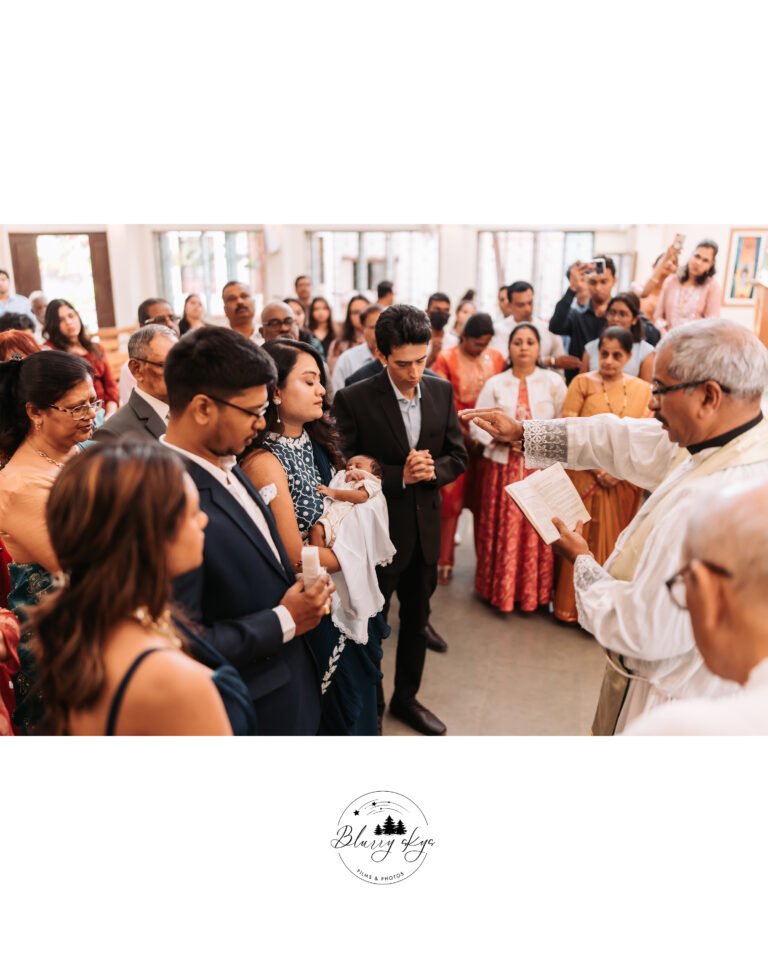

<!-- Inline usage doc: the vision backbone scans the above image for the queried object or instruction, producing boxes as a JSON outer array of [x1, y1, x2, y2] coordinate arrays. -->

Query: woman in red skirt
[[470, 324, 567, 613], [431, 313, 505, 584]]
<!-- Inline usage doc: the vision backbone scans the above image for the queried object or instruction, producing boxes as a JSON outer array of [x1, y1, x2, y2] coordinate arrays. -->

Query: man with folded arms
[[463, 319, 768, 734]]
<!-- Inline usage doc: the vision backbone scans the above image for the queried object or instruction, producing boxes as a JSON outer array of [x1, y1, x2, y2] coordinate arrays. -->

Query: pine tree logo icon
[[331, 790, 436, 885]]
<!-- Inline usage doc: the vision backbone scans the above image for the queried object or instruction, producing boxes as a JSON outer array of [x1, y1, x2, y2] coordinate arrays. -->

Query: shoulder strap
[[105, 648, 169, 736]]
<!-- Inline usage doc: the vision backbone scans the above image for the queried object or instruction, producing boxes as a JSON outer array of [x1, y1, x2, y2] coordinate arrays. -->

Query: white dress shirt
[[133, 386, 169, 424], [160, 437, 296, 641]]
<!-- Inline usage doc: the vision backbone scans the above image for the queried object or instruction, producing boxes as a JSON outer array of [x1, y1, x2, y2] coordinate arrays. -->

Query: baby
[[308, 455, 383, 549]]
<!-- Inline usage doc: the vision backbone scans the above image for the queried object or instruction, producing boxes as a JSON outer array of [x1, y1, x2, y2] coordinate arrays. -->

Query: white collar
[[133, 387, 169, 423], [160, 436, 238, 485]]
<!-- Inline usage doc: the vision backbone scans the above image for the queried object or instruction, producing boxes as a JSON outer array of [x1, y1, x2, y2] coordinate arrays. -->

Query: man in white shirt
[[94, 325, 177, 441], [163, 326, 333, 734], [223, 280, 263, 345], [462, 319, 768, 734], [331, 304, 382, 392], [625, 480, 768, 735], [492, 282, 578, 375]]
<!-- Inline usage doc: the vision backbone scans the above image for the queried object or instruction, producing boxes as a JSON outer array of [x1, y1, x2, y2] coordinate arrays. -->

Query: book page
[[505, 463, 591, 545]]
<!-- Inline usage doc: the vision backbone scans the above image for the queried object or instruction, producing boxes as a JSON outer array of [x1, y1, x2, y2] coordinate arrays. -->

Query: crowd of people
[[1, 235, 766, 737]]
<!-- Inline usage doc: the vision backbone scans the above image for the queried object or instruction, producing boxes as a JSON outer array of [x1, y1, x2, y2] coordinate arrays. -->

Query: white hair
[[128, 323, 177, 360], [660, 319, 768, 401], [685, 480, 768, 596], [27, 289, 46, 303]]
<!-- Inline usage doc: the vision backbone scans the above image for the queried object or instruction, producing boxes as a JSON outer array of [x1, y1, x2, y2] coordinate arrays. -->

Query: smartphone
[[587, 258, 606, 275], [673, 233, 685, 252]]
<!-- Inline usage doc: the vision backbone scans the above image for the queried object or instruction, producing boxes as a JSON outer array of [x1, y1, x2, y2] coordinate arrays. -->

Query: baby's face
[[347, 456, 375, 473]]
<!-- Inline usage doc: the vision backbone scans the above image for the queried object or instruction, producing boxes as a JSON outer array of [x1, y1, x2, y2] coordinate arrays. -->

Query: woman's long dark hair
[[307, 296, 333, 333], [607, 292, 645, 343], [27, 440, 190, 735], [251, 338, 344, 469], [43, 298, 103, 358], [179, 293, 203, 335], [504, 322, 541, 372], [338, 295, 369, 345], [0, 351, 92, 461], [680, 240, 719, 286]]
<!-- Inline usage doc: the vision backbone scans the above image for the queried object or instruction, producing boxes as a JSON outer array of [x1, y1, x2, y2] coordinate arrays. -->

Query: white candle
[[302, 545, 321, 587]]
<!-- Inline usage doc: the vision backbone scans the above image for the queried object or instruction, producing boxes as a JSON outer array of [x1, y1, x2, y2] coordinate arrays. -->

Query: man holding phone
[[549, 255, 617, 383]]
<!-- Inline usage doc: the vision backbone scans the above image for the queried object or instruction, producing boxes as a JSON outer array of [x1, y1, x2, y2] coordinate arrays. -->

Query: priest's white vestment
[[523, 414, 768, 733]]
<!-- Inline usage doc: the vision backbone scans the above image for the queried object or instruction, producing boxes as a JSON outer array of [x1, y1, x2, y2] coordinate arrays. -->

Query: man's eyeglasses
[[47, 399, 104, 421], [262, 318, 296, 330], [150, 314, 178, 326], [665, 560, 733, 611], [137, 357, 166, 369], [206, 394, 269, 419], [651, 379, 733, 397]]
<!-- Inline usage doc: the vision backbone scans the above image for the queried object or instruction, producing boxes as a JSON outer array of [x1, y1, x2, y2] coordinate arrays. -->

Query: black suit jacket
[[332, 369, 467, 573], [173, 458, 321, 735], [93, 389, 166, 441]]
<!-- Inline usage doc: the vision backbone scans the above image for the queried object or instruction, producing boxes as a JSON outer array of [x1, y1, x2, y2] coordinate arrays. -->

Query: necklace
[[28, 440, 66, 469], [130, 606, 182, 649], [599, 375, 628, 416]]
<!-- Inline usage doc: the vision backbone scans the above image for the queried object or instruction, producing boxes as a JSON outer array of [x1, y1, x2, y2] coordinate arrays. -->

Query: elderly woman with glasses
[[0, 351, 97, 731]]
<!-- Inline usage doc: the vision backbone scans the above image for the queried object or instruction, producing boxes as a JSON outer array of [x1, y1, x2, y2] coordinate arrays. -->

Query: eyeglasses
[[262, 318, 296, 330], [206, 394, 269, 419], [665, 560, 733, 610], [651, 379, 733, 397], [137, 357, 165, 369], [150, 314, 178, 326], [47, 399, 104, 420]]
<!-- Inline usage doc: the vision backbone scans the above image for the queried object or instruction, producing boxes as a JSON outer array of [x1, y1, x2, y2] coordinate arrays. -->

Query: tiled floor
[[381, 518, 606, 736]]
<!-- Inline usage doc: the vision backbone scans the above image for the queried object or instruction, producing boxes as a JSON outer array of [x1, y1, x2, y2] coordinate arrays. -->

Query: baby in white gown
[[308, 455, 395, 644], [309, 455, 383, 548]]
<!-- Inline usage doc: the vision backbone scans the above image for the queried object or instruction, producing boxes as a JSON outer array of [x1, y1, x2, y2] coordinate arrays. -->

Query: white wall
[[2, 223, 761, 330]]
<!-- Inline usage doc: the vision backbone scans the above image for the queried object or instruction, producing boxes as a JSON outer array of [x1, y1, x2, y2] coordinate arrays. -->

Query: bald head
[[685, 481, 768, 599], [260, 301, 299, 341], [682, 479, 768, 684]]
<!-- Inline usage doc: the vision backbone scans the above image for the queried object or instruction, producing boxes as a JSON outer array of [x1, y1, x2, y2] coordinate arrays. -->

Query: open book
[[505, 463, 590, 546]]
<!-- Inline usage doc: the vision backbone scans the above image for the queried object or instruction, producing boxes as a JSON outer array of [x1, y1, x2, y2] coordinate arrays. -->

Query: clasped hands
[[403, 448, 436, 485]]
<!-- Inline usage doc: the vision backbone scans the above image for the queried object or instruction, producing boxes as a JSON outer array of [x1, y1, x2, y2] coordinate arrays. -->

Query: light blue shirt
[[387, 370, 422, 449], [331, 342, 373, 392], [0, 293, 35, 320], [584, 338, 655, 378]]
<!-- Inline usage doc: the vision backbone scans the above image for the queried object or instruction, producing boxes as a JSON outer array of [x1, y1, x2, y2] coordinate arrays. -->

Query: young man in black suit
[[332, 305, 467, 735], [162, 327, 334, 735]]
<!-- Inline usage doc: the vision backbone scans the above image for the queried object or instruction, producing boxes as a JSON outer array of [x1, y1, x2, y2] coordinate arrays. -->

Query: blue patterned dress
[[262, 431, 386, 736]]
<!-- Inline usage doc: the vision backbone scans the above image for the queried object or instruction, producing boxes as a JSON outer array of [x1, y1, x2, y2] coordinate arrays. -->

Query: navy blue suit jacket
[[173, 458, 321, 736]]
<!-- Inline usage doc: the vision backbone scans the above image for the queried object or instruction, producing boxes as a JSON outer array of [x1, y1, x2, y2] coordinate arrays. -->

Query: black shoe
[[423, 621, 448, 653], [389, 697, 447, 736]]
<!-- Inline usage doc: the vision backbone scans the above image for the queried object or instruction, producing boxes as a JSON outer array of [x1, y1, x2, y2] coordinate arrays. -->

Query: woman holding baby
[[241, 339, 388, 736]]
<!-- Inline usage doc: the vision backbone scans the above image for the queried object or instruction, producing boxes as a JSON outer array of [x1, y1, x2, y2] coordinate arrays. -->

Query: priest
[[462, 319, 768, 734]]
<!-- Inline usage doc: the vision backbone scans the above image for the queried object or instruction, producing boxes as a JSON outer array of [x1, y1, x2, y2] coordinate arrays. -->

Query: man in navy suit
[[333, 305, 467, 735], [163, 326, 333, 735]]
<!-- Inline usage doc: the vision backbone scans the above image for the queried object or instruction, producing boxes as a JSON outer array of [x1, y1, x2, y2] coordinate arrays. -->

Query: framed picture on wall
[[723, 228, 768, 306]]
